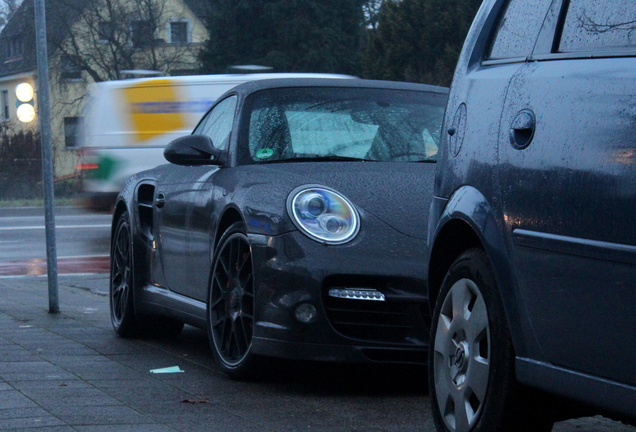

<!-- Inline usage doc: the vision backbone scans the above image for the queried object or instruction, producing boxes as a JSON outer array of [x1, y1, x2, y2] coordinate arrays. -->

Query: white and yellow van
[[78, 73, 353, 211]]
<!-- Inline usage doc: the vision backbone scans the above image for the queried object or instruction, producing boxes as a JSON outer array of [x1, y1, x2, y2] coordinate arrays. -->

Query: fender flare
[[428, 185, 543, 360]]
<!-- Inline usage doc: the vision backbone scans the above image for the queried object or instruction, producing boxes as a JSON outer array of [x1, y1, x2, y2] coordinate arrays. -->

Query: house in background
[[0, 0, 210, 180]]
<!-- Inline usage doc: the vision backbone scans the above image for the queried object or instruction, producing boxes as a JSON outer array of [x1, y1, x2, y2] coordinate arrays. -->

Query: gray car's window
[[487, 0, 552, 60], [560, 1, 636, 52], [242, 87, 446, 164], [193, 95, 237, 150]]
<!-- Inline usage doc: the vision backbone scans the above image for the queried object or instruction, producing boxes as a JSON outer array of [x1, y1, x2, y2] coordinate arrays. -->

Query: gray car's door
[[498, 0, 636, 385], [154, 95, 237, 301], [154, 164, 206, 295], [184, 95, 238, 301]]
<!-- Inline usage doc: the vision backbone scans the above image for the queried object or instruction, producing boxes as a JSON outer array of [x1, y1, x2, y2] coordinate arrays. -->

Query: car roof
[[87, 73, 355, 91], [229, 78, 449, 97]]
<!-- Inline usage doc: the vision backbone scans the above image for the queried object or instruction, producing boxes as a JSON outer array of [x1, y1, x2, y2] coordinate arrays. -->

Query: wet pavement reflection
[[0, 255, 109, 276]]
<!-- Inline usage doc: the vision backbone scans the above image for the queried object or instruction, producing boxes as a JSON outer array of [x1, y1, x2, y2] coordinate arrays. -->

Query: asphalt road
[[0, 207, 111, 262]]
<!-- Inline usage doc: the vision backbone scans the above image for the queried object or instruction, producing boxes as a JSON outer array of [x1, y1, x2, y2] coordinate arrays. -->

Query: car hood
[[234, 161, 436, 239]]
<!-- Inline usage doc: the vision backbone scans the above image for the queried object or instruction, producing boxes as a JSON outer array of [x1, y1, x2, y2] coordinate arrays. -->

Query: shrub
[[0, 127, 43, 200]]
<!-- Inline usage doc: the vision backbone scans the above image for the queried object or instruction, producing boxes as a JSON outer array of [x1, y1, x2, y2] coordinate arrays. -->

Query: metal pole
[[34, 0, 59, 314]]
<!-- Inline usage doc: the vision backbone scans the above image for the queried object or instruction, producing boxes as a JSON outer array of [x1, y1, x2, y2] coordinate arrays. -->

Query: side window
[[193, 95, 237, 150], [64, 117, 81, 148], [1, 90, 9, 120], [169, 21, 189, 43], [559, 1, 636, 52], [487, 0, 553, 60]]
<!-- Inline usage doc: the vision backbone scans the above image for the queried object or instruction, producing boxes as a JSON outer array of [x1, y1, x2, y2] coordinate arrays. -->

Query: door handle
[[509, 110, 535, 149], [155, 193, 166, 209]]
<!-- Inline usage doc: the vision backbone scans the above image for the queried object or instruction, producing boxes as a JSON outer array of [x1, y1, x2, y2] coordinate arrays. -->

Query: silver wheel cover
[[433, 278, 491, 432]]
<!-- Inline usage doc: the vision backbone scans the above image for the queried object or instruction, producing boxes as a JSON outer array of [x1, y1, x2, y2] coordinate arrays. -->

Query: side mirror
[[164, 135, 223, 166]]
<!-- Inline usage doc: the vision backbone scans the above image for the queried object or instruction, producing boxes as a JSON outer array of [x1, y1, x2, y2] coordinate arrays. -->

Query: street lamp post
[[34, 0, 59, 314]]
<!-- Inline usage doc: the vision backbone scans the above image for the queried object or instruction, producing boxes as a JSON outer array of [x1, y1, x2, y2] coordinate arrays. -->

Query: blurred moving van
[[78, 73, 353, 211]]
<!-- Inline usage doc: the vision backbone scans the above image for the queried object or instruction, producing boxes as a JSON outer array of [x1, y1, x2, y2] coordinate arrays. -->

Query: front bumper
[[249, 229, 430, 365]]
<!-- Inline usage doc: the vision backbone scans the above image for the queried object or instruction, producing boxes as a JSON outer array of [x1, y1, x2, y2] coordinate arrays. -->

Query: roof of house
[[0, 0, 86, 78]]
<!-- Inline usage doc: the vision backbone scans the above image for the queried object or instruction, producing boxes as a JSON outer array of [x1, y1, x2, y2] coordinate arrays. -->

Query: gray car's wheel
[[208, 222, 257, 379], [110, 210, 183, 339], [110, 211, 138, 337], [429, 248, 553, 432]]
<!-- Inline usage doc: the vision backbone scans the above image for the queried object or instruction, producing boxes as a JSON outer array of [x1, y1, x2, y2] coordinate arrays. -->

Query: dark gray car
[[110, 78, 448, 380], [426, 1, 636, 431]]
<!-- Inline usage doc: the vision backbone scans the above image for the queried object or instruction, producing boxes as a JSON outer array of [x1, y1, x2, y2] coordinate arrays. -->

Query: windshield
[[239, 86, 447, 164]]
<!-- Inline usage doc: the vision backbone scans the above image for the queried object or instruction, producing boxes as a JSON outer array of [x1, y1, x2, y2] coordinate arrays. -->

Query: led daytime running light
[[329, 288, 386, 301]]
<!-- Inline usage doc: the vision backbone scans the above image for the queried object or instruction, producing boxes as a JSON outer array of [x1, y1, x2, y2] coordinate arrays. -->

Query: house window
[[131, 20, 153, 48], [64, 117, 81, 148], [98, 21, 113, 42], [5, 35, 24, 59], [170, 69, 197, 76], [60, 55, 82, 81], [170, 21, 188, 43], [1, 90, 9, 120]]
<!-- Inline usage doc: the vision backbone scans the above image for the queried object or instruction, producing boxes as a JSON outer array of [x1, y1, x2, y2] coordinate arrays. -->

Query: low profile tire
[[110, 210, 184, 339], [429, 248, 553, 432], [110, 211, 138, 337], [208, 222, 258, 379]]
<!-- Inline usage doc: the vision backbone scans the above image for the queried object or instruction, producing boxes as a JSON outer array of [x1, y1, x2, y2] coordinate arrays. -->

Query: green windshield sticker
[[256, 148, 275, 159]]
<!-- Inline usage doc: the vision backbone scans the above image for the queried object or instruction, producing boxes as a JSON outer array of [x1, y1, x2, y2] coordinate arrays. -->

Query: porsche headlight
[[287, 186, 360, 244]]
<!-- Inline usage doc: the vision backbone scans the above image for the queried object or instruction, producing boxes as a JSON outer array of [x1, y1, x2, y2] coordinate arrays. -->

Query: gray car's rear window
[[559, 1, 636, 52]]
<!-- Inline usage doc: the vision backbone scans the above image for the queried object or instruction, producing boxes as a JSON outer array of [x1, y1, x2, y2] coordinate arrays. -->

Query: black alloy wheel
[[208, 222, 257, 379], [110, 210, 184, 339], [429, 248, 554, 432], [110, 211, 137, 337]]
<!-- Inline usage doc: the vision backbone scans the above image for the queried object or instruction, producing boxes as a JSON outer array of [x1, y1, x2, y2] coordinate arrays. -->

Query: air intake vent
[[322, 276, 427, 344]]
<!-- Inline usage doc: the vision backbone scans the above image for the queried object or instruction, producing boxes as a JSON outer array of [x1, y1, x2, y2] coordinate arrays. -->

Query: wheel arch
[[427, 186, 538, 359], [111, 198, 128, 240], [214, 206, 246, 249], [428, 218, 482, 314], [112, 181, 155, 295]]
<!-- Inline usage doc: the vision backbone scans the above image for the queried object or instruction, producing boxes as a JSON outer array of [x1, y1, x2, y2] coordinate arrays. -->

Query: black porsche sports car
[[110, 78, 448, 379]]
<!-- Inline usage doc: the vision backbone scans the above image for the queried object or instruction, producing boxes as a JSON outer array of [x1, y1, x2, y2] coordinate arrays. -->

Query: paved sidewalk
[[1, 275, 634, 432], [1, 274, 436, 432]]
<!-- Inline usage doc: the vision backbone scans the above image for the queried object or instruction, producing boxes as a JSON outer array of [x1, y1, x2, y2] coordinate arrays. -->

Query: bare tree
[[53, 0, 203, 82], [579, 12, 636, 35]]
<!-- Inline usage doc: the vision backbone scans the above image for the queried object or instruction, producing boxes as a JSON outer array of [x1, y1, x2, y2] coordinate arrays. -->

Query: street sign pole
[[34, 0, 59, 314]]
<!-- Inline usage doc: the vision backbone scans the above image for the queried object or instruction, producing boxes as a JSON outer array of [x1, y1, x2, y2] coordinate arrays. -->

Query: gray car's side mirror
[[164, 134, 223, 166]]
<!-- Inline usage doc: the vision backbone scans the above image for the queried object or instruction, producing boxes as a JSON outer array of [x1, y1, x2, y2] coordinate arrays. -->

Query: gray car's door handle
[[155, 193, 166, 209], [510, 110, 536, 149]]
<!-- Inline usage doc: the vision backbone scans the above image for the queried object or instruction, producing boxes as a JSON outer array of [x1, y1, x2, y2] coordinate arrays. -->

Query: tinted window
[[560, 1, 636, 52], [242, 87, 446, 164], [193, 96, 237, 150], [487, 0, 552, 59]]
